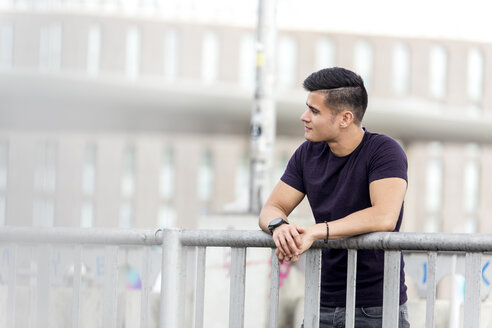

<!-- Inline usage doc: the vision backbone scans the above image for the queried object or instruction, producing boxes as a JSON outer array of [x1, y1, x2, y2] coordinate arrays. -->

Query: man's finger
[[274, 234, 290, 257], [281, 232, 298, 257], [275, 248, 285, 264], [291, 254, 300, 263], [288, 228, 303, 253], [274, 229, 297, 257]]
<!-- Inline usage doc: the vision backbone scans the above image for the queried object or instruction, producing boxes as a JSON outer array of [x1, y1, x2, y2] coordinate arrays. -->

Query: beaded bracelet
[[324, 221, 329, 244]]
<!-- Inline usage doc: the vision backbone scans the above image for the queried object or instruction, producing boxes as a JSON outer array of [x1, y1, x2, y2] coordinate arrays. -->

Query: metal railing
[[0, 227, 163, 328], [1, 227, 491, 328], [163, 229, 491, 328]]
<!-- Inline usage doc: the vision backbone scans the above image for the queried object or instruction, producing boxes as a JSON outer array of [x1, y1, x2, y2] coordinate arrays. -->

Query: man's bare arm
[[258, 181, 305, 261], [298, 177, 408, 253], [327, 177, 407, 238]]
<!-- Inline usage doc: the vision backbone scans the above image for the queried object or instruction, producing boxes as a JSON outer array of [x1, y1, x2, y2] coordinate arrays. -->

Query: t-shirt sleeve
[[280, 143, 306, 194], [368, 136, 408, 184]]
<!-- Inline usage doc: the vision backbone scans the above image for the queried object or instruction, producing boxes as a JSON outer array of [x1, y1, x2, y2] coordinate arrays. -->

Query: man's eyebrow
[[306, 102, 320, 111]]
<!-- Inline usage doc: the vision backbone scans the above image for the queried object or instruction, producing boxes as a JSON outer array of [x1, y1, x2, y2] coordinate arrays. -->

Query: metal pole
[[159, 229, 184, 328], [249, 0, 277, 214]]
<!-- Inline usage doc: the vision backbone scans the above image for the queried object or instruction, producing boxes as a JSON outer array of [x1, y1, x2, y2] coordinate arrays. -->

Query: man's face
[[301, 91, 340, 143]]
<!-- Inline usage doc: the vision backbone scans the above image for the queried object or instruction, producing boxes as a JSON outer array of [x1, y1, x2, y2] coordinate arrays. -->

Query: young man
[[258, 67, 410, 327]]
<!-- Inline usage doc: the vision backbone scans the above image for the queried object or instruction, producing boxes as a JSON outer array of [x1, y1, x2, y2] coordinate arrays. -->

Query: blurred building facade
[[1, 0, 492, 236]]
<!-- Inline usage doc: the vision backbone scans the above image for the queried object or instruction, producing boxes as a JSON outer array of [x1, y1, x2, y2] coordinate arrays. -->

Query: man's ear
[[340, 110, 354, 127]]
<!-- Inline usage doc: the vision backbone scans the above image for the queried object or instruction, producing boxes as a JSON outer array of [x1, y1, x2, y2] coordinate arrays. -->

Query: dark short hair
[[303, 67, 368, 124]]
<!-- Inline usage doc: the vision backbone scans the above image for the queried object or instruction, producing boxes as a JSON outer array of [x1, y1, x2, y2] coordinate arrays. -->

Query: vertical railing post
[[71, 245, 82, 328], [382, 251, 401, 327], [36, 244, 50, 328], [102, 246, 118, 328], [345, 249, 357, 328], [269, 250, 280, 328], [139, 246, 151, 328], [194, 247, 207, 328], [160, 229, 184, 328], [229, 247, 247, 328], [464, 252, 481, 328], [304, 248, 322, 328], [425, 252, 437, 328], [6, 244, 17, 328]]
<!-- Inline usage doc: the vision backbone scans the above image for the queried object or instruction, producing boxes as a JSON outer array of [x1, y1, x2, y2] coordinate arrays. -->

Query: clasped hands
[[272, 223, 315, 263]]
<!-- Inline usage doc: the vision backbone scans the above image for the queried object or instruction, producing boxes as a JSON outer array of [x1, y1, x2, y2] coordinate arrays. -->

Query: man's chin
[[304, 135, 316, 142]]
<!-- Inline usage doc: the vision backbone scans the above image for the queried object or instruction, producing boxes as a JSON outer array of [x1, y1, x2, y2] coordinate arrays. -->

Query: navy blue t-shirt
[[280, 129, 408, 307]]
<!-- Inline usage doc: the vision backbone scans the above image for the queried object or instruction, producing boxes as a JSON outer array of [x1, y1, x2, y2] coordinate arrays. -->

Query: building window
[[392, 42, 410, 96], [125, 26, 140, 80], [99, 0, 118, 12], [32, 199, 54, 227], [0, 24, 14, 69], [425, 142, 443, 232], [39, 23, 62, 72], [120, 146, 135, 228], [315, 37, 335, 71], [158, 205, 176, 228], [197, 150, 214, 201], [467, 47, 483, 103], [201, 32, 219, 83], [0, 142, 6, 227], [121, 146, 135, 198], [81, 143, 96, 228], [140, 0, 158, 12], [234, 152, 249, 200], [33, 141, 57, 227], [82, 143, 97, 196], [159, 148, 174, 200], [277, 35, 297, 88], [34, 141, 57, 193], [238, 33, 255, 89], [0, 0, 14, 8], [0, 196, 5, 226], [158, 147, 175, 228], [163, 29, 179, 80], [80, 202, 94, 228], [0, 141, 7, 191], [87, 25, 101, 77], [353, 40, 373, 90], [463, 144, 480, 233], [121, 0, 138, 14], [429, 45, 447, 99], [119, 202, 133, 228]]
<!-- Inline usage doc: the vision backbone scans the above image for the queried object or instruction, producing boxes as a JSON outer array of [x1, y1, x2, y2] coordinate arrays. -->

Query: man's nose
[[300, 109, 309, 122]]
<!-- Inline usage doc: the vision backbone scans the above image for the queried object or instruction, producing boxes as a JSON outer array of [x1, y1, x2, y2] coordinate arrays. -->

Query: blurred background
[[1, 0, 492, 232], [1, 0, 492, 327]]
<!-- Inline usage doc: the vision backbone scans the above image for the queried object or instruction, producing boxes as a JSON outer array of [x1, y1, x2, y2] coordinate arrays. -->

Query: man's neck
[[328, 126, 365, 157]]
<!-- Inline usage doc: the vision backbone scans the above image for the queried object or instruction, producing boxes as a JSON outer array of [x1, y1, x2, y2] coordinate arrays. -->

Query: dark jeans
[[301, 303, 410, 328]]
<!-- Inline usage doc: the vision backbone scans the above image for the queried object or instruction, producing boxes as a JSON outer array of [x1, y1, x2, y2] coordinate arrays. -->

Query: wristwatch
[[268, 218, 289, 235]]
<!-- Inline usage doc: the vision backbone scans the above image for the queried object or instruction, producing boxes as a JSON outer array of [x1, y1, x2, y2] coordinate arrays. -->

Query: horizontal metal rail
[[0, 227, 163, 245], [3, 227, 492, 253], [179, 230, 492, 252], [1, 227, 491, 328]]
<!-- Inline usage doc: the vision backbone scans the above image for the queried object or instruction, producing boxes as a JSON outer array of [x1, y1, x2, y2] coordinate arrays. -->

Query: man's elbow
[[378, 213, 399, 232], [258, 219, 266, 232]]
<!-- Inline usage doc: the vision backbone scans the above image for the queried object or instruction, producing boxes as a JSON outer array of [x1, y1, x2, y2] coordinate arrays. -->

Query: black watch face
[[269, 218, 286, 234], [270, 218, 283, 226]]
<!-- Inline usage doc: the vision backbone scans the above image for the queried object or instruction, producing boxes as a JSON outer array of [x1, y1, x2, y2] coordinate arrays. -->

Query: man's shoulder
[[364, 131, 404, 151]]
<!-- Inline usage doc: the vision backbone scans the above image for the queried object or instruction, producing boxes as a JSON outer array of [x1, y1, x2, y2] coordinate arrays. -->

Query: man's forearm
[[258, 204, 289, 233], [257, 180, 305, 232], [326, 206, 398, 240]]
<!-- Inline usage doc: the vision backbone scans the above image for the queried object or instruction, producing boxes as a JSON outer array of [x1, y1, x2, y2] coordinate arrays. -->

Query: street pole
[[249, 0, 277, 214]]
